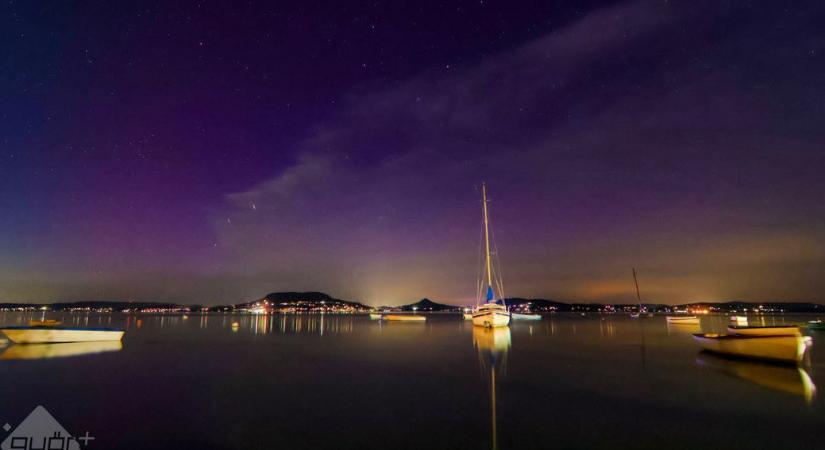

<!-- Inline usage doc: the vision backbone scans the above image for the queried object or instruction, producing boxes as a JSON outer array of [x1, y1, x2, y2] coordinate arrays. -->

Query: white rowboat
[[511, 313, 541, 321], [692, 333, 812, 364], [666, 316, 699, 324], [0, 326, 124, 344]]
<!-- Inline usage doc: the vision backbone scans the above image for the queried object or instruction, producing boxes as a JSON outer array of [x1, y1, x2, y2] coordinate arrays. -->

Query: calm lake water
[[1, 312, 825, 449]]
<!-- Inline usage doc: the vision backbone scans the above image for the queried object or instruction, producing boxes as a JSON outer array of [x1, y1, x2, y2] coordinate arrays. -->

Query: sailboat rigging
[[471, 183, 512, 328]]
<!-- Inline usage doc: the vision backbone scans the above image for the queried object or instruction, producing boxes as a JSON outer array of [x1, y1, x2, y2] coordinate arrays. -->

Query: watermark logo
[[1, 406, 94, 450]]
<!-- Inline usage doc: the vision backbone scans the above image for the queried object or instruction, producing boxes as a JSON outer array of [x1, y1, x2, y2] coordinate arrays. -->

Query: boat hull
[[727, 326, 800, 337], [0, 327, 124, 344], [511, 313, 541, 321], [472, 304, 511, 328], [382, 315, 426, 322], [666, 316, 699, 324], [692, 333, 811, 364]]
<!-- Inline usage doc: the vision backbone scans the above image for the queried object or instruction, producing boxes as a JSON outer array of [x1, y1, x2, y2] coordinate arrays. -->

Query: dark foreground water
[[1, 312, 825, 449]]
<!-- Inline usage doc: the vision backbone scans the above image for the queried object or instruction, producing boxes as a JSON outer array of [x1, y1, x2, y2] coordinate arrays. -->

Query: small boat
[[730, 316, 748, 326], [470, 183, 512, 329], [629, 269, 653, 319], [382, 314, 426, 322], [369, 313, 383, 320], [511, 313, 541, 321], [463, 313, 473, 320], [666, 315, 699, 325], [692, 333, 812, 364], [807, 320, 825, 331], [727, 325, 800, 337], [0, 326, 124, 344]]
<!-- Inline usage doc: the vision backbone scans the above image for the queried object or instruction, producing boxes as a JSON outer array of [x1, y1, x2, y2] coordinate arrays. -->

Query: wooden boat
[[470, 183, 511, 328], [727, 325, 800, 337], [0, 341, 122, 360], [0, 326, 124, 344], [692, 333, 812, 364], [666, 315, 699, 324], [382, 314, 426, 322], [808, 320, 825, 331], [511, 313, 542, 321]]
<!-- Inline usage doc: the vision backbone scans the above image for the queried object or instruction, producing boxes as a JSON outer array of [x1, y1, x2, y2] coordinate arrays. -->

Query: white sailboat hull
[[1, 327, 124, 344], [472, 304, 511, 328]]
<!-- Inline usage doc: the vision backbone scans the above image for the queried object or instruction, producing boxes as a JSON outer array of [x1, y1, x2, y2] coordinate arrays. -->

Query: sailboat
[[629, 268, 653, 318], [471, 183, 511, 328]]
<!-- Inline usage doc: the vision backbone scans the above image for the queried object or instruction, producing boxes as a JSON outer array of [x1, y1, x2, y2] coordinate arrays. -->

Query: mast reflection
[[473, 326, 511, 450]]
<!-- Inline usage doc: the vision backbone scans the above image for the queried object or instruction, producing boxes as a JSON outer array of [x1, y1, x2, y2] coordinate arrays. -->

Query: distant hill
[[398, 298, 462, 312], [234, 291, 370, 312]]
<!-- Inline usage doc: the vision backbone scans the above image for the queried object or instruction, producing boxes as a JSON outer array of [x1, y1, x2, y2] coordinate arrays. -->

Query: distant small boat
[[666, 316, 699, 325], [692, 333, 812, 364], [511, 313, 541, 321], [730, 316, 748, 326], [807, 320, 825, 331], [382, 314, 426, 322], [463, 313, 473, 320], [629, 269, 653, 318], [727, 325, 800, 337], [0, 326, 124, 344], [369, 313, 383, 320]]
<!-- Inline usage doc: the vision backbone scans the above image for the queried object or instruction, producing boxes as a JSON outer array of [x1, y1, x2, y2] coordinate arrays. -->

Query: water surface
[[1, 312, 824, 449]]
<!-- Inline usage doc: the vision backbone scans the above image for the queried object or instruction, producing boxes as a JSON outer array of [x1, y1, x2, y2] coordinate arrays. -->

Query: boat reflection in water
[[696, 353, 817, 404], [0, 341, 122, 360], [666, 322, 701, 335], [473, 326, 511, 450]]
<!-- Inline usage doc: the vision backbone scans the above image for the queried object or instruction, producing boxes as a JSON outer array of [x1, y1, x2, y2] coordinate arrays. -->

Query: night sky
[[2, 1, 824, 305]]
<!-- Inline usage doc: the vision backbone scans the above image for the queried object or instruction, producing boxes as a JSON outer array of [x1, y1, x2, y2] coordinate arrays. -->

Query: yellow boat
[[727, 325, 800, 337], [382, 314, 426, 322], [692, 333, 812, 364]]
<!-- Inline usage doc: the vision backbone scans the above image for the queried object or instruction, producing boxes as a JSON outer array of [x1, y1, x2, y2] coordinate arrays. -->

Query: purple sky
[[2, 1, 824, 305]]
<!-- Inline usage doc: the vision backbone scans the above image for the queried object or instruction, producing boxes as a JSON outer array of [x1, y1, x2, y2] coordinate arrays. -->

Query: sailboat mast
[[632, 267, 642, 308], [482, 183, 493, 289]]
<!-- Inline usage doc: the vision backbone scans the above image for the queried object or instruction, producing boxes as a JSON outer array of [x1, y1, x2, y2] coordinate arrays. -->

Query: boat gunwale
[[0, 326, 125, 332]]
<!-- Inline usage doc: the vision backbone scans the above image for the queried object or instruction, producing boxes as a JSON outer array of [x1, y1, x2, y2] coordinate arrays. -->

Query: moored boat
[[369, 312, 383, 320], [511, 312, 541, 321], [666, 315, 699, 325], [470, 183, 512, 329], [472, 303, 511, 328], [0, 326, 125, 344], [727, 325, 800, 337], [382, 314, 426, 322], [692, 333, 812, 364], [807, 320, 825, 331], [463, 313, 473, 320]]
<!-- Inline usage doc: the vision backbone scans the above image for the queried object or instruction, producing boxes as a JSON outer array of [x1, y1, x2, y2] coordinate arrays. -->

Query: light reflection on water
[[1, 313, 825, 449]]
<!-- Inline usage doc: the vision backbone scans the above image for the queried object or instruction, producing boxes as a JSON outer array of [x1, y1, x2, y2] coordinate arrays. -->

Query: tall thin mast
[[632, 268, 642, 308], [482, 183, 493, 290]]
